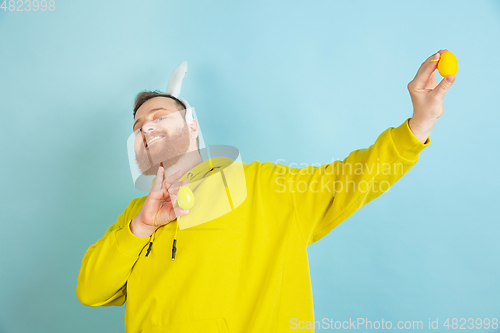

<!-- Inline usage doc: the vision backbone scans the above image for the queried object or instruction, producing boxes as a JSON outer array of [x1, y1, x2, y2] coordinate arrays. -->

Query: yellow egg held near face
[[177, 186, 195, 210], [437, 51, 458, 77]]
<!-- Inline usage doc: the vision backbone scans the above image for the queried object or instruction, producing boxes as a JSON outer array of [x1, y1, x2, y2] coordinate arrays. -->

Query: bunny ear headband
[[166, 61, 194, 125], [127, 61, 206, 192]]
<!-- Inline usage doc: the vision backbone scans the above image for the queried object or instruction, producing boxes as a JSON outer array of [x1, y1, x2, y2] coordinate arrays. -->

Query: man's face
[[133, 97, 192, 175]]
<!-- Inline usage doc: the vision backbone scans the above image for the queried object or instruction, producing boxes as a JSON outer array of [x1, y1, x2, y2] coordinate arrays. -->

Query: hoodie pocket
[[142, 317, 229, 333]]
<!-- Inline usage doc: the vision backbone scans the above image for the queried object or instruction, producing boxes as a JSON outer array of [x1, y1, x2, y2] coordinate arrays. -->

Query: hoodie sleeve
[[288, 118, 431, 246], [76, 198, 150, 307]]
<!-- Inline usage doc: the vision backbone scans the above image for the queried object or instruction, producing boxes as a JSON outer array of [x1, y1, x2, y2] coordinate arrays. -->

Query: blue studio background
[[1, 0, 499, 332]]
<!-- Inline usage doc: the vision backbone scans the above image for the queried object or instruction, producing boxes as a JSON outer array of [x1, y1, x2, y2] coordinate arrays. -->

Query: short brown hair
[[133, 90, 186, 118], [134, 90, 200, 151]]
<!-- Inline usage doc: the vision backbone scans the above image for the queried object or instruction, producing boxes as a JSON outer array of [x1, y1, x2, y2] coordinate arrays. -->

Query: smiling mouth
[[146, 135, 165, 148]]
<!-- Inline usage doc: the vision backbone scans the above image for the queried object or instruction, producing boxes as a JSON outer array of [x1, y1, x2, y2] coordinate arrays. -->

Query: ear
[[188, 118, 199, 140]]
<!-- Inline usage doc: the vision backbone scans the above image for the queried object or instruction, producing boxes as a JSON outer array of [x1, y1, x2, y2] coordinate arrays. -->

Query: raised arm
[[288, 118, 430, 246]]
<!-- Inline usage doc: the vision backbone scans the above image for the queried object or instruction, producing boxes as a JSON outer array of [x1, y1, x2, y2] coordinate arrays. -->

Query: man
[[77, 50, 455, 333]]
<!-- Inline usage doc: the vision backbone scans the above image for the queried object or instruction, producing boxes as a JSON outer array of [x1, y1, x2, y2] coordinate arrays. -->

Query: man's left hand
[[407, 49, 456, 143]]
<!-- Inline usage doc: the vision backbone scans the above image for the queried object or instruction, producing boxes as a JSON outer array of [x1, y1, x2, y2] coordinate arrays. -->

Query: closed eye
[[134, 115, 170, 134], [154, 116, 167, 123]]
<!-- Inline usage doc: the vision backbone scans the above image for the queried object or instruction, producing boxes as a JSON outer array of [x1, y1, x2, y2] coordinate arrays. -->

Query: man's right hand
[[131, 166, 190, 237]]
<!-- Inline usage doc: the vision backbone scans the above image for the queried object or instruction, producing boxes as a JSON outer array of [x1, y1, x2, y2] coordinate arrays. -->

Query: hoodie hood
[[174, 144, 247, 230]]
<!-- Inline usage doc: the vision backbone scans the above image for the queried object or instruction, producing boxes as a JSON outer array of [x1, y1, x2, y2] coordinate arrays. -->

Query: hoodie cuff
[[115, 218, 150, 257], [390, 118, 431, 161]]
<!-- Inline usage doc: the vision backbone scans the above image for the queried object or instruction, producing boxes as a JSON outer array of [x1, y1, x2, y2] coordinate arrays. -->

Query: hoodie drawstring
[[144, 219, 180, 260], [172, 222, 179, 260], [144, 228, 157, 258]]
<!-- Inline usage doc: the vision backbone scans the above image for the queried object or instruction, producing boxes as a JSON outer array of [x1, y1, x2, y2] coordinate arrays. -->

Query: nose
[[142, 122, 157, 132]]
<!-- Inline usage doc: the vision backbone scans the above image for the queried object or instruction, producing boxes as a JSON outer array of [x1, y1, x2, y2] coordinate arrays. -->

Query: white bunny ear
[[166, 61, 188, 97], [166, 61, 194, 125]]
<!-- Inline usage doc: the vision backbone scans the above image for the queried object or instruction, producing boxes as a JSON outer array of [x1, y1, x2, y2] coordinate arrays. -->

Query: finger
[[430, 49, 448, 64], [160, 162, 165, 191], [167, 178, 189, 192], [171, 193, 178, 207], [173, 206, 189, 218], [164, 179, 189, 200], [424, 51, 447, 89], [163, 179, 171, 194], [162, 179, 188, 201], [414, 52, 439, 80], [429, 75, 455, 100], [415, 50, 448, 79], [168, 184, 189, 205], [414, 53, 440, 89], [164, 170, 184, 190], [168, 183, 189, 204], [162, 179, 171, 200], [426, 71, 437, 89], [151, 166, 164, 193]]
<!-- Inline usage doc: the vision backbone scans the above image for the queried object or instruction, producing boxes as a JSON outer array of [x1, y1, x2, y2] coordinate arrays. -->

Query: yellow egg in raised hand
[[177, 186, 195, 210], [437, 51, 458, 77]]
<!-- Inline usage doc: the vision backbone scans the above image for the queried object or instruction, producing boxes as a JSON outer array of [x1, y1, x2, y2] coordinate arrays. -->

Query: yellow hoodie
[[76, 118, 430, 333]]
